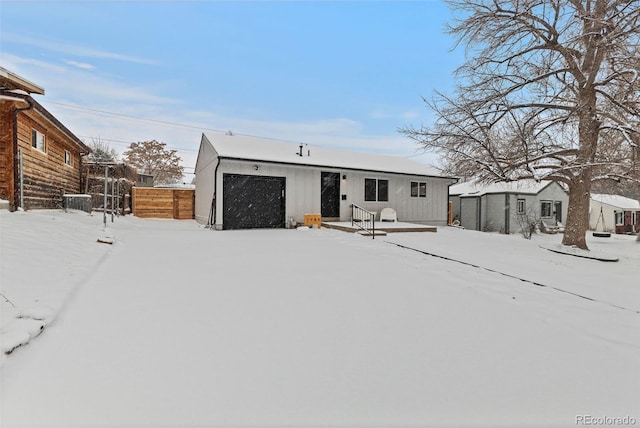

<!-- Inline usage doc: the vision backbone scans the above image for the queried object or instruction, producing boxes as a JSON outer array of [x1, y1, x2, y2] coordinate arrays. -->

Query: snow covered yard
[[1, 209, 639, 428]]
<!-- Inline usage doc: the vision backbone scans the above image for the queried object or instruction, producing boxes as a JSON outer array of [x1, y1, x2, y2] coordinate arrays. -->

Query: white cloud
[[66, 60, 96, 70], [3, 53, 173, 105], [3, 32, 159, 65], [369, 107, 422, 121], [2, 53, 439, 177]]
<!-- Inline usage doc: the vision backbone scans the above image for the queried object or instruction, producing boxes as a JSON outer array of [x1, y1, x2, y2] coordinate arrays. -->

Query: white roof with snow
[[591, 194, 640, 210], [202, 133, 447, 178], [450, 179, 554, 197]]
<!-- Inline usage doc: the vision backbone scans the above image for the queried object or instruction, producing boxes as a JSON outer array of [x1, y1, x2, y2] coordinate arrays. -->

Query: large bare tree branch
[[402, 0, 640, 249]]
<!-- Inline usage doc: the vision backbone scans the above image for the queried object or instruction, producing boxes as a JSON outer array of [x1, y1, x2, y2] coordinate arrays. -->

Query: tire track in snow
[[385, 241, 640, 315]]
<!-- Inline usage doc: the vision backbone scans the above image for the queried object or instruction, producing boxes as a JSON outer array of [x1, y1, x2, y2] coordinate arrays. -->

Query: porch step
[[357, 230, 387, 237]]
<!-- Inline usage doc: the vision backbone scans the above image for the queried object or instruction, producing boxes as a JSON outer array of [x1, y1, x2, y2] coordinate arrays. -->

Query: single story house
[[194, 133, 457, 230], [450, 180, 569, 234], [590, 194, 640, 234], [0, 67, 90, 210]]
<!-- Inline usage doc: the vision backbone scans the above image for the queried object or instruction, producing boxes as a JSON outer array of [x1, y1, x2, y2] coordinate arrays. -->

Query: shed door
[[222, 174, 286, 230]]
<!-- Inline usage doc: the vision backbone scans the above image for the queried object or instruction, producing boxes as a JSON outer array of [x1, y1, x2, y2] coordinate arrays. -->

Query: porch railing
[[351, 204, 375, 239]]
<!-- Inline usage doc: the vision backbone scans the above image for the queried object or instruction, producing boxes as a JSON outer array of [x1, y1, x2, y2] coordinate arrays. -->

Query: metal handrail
[[351, 204, 375, 239]]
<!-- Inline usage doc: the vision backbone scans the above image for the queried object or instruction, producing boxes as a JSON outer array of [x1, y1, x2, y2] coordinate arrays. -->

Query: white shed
[[194, 133, 456, 230]]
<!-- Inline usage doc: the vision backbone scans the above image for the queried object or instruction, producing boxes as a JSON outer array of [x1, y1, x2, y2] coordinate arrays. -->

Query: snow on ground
[[1, 209, 639, 428]]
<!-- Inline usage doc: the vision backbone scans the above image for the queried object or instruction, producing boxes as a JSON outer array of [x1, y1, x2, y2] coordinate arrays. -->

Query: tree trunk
[[561, 86, 600, 250], [562, 175, 591, 249]]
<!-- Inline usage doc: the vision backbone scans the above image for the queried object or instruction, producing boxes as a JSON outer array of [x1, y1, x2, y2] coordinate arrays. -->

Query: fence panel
[[132, 188, 194, 219]]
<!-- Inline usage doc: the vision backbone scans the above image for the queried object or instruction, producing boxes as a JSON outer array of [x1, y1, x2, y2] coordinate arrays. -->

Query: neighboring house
[[590, 194, 640, 234], [450, 180, 569, 234], [194, 133, 457, 230], [0, 67, 90, 210], [136, 173, 155, 187]]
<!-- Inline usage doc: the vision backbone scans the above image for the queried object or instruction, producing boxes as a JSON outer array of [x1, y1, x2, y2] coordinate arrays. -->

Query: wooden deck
[[322, 221, 437, 234]]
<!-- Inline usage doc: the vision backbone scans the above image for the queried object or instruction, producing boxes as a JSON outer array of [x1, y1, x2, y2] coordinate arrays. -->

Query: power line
[[78, 135, 199, 152], [46, 99, 432, 164], [45, 100, 230, 134]]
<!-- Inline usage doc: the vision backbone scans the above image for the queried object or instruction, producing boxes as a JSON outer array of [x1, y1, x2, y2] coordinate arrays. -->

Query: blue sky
[[1, 1, 465, 178]]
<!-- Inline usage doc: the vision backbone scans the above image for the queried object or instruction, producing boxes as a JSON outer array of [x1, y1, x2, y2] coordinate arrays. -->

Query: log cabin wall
[[0, 103, 15, 205], [14, 108, 84, 209]]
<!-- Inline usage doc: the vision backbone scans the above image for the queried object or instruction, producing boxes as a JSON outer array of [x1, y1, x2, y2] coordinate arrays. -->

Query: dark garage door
[[222, 174, 286, 230]]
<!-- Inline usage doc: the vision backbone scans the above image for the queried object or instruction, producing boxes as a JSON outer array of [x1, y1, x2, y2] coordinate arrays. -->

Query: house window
[[64, 150, 72, 166], [31, 129, 45, 152], [615, 211, 623, 226], [364, 178, 389, 202], [411, 181, 427, 198], [517, 199, 526, 214], [541, 200, 553, 218]]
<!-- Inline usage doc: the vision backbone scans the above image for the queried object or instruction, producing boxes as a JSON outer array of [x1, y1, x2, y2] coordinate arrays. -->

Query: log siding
[[0, 95, 89, 210]]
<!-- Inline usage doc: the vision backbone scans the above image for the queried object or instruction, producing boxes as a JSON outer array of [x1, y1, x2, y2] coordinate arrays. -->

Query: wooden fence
[[131, 187, 195, 219]]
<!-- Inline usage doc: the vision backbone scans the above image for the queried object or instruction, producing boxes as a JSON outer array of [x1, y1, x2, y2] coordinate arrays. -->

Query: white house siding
[[194, 140, 219, 224], [199, 159, 450, 228], [213, 160, 316, 227], [345, 171, 450, 225], [589, 201, 619, 233]]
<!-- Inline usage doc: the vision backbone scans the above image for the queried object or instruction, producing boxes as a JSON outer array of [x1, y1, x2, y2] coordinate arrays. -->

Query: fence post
[[111, 177, 115, 222], [103, 166, 108, 227]]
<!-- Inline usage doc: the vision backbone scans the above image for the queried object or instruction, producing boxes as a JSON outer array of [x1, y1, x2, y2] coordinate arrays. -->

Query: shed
[[450, 180, 568, 234], [194, 133, 456, 230], [589, 194, 640, 234]]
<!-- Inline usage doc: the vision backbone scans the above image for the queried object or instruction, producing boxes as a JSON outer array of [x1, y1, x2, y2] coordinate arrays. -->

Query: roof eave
[[0, 67, 45, 95], [218, 156, 453, 180]]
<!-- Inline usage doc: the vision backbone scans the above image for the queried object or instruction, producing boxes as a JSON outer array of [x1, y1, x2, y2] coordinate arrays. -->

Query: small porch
[[322, 221, 438, 234]]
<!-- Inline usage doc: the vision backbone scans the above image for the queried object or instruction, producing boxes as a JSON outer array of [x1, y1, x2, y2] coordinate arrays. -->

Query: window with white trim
[[517, 199, 526, 214], [31, 129, 45, 152], [364, 178, 389, 202], [64, 150, 72, 166], [615, 211, 623, 226], [411, 181, 427, 198]]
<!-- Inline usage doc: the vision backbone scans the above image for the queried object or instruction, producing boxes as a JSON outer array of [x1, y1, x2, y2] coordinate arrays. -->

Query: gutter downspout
[[7, 96, 33, 210]]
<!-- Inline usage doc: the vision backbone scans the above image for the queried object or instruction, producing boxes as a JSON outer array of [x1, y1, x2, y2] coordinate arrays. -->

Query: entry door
[[222, 174, 286, 230], [554, 201, 562, 223], [321, 172, 340, 218]]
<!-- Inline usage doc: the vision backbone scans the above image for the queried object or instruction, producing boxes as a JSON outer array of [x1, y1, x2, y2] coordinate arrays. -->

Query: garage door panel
[[223, 174, 286, 230]]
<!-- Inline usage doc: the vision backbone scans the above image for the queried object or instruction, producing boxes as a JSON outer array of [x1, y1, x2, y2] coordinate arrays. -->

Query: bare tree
[[402, 0, 640, 249], [122, 140, 184, 185], [87, 138, 118, 163]]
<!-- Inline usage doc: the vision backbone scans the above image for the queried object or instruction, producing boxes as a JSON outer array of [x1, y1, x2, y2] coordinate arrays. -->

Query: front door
[[554, 201, 562, 223], [321, 172, 340, 218]]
